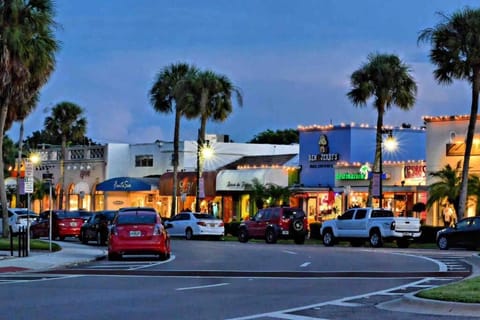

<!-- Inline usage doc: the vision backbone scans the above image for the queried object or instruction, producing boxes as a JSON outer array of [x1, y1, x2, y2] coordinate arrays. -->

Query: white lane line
[[283, 250, 297, 255], [176, 282, 229, 291], [300, 262, 311, 268], [268, 312, 327, 320], [392, 252, 448, 272]]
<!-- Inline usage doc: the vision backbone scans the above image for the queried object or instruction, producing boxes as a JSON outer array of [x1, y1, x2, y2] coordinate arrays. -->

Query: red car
[[108, 207, 171, 260], [31, 210, 92, 240]]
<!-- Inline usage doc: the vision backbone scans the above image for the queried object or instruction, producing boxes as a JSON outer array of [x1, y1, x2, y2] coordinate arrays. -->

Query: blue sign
[[96, 177, 157, 191]]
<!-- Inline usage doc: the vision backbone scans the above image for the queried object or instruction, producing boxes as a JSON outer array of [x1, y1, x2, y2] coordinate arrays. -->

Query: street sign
[[24, 160, 34, 194]]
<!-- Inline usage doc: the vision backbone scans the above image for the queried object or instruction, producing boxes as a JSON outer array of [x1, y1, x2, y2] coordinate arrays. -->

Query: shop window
[[135, 155, 153, 167]]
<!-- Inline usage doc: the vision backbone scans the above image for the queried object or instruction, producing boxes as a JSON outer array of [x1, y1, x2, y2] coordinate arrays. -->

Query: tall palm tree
[[0, 0, 59, 237], [418, 7, 480, 220], [347, 53, 417, 207], [149, 62, 199, 217], [44, 102, 87, 210], [184, 70, 243, 211]]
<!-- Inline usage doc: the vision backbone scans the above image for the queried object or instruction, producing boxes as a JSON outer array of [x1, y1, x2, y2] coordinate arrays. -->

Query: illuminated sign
[[446, 143, 480, 156], [336, 163, 371, 180], [309, 134, 340, 162], [404, 165, 426, 179]]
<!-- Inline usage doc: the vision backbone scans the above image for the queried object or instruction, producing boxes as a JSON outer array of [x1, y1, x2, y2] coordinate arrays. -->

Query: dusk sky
[[9, 1, 477, 144]]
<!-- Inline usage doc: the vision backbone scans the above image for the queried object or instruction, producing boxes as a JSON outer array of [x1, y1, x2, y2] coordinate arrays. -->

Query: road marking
[[176, 282, 229, 291], [300, 262, 311, 267], [283, 250, 297, 255]]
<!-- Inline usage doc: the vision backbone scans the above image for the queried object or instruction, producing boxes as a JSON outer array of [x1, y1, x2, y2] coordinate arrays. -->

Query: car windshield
[[116, 214, 156, 225], [193, 213, 216, 220]]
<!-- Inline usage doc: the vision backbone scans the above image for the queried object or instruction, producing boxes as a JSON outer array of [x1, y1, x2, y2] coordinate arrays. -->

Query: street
[[0, 239, 477, 320]]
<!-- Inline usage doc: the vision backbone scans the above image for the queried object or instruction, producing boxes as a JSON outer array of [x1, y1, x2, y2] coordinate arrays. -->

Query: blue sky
[[9, 0, 477, 144]]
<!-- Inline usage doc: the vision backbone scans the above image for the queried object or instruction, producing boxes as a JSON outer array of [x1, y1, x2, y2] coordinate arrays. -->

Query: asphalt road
[[0, 239, 476, 320]]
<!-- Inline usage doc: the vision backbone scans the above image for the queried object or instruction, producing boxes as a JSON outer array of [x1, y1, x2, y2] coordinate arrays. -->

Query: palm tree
[[149, 63, 199, 217], [418, 7, 480, 220], [44, 102, 87, 210], [184, 70, 243, 211], [427, 162, 462, 211], [347, 53, 417, 206], [0, 0, 59, 237]]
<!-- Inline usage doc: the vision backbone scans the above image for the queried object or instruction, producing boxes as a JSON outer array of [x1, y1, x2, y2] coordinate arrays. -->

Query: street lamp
[[376, 129, 397, 208], [195, 132, 214, 212]]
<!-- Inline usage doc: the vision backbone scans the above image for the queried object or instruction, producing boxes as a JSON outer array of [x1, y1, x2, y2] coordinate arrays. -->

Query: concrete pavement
[[0, 241, 479, 317], [0, 240, 106, 273]]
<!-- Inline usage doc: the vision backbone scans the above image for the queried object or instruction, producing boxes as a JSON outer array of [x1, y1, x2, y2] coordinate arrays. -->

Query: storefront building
[[424, 115, 480, 225], [294, 123, 426, 223]]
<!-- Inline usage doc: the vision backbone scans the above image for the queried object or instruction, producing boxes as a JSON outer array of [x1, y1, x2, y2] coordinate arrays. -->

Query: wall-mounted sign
[[336, 163, 371, 180], [446, 142, 480, 156], [404, 165, 426, 179], [309, 134, 340, 162]]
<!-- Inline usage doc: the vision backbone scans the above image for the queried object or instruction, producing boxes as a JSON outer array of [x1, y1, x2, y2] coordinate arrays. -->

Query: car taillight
[[197, 222, 207, 226], [219, 222, 224, 227]]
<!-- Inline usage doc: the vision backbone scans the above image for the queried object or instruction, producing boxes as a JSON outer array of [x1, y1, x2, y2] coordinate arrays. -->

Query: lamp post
[[195, 131, 214, 213], [376, 129, 397, 208]]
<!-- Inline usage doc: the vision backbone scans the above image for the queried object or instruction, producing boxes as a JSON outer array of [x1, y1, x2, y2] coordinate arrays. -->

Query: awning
[[216, 168, 288, 192], [96, 177, 159, 192]]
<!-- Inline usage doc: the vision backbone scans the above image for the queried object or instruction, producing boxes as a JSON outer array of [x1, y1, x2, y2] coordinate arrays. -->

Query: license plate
[[209, 223, 216, 227], [403, 232, 413, 236], [129, 231, 141, 237], [282, 230, 289, 235], [70, 222, 77, 227]]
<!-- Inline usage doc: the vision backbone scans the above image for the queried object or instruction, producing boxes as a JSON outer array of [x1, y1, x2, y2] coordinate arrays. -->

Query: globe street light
[[195, 135, 214, 212], [377, 129, 397, 208]]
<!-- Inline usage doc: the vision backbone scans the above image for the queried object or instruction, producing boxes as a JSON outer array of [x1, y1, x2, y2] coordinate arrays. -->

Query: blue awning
[[96, 177, 158, 192]]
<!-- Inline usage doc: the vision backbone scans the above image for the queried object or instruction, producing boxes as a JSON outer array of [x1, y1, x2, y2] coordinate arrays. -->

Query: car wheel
[[322, 230, 335, 247], [96, 231, 103, 246], [265, 228, 277, 244], [369, 231, 383, 248], [397, 239, 410, 248], [108, 252, 121, 261], [158, 252, 169, 261], [238, 228, 248, 243], [185, 228, 193, 240], [437, 235, 449, 250], [80, 231, 88, 244], [294, 235, 305, 244], [292, 219, 304, 232]]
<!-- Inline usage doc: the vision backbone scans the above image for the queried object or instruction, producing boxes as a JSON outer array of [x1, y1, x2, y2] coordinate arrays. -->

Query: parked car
[[436, 216, 480, 250], [165, 212, 224, 240], [8, 208, 38, 234], [79, 210, 117, 245], [30, 210, 90, 240], [108, 207, 170, 260], [238, 207, 309, 244]]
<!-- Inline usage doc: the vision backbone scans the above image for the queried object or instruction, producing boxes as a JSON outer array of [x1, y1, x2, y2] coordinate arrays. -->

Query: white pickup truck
[[320, 207, 422, 248]]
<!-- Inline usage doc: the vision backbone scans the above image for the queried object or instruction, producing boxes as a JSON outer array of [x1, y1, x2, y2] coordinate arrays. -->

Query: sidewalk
[[0, 241, 106, 273]]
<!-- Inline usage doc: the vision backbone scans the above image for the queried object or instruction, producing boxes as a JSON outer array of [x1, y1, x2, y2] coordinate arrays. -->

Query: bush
[[225, 221, 241, 237], [414, 225, 444, 243], [309, 222, 322, 240]]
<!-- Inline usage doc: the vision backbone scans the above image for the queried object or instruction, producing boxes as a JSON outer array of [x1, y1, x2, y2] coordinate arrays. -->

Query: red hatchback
[[108, 208, 170, 260]]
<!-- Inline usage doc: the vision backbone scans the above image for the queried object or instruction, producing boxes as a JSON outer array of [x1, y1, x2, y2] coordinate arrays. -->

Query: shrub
[[415, 225, 444, 243], [309, 222, 322, 240], [225, 221, 241, 237]]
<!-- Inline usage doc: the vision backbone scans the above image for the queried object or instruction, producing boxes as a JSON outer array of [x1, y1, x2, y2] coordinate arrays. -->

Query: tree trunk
[[0, 104, 9, 238], [367, 108, 384, 207], [457, 72, 480, 220], [171, 109, 181, 217]]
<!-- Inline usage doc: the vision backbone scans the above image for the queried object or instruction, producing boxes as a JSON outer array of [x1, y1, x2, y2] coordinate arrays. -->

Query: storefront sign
[[309, 134, 340, 162], [336, 163, 371, 180], [446, 142, 480, 156], [404, 165, 426, 179]]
